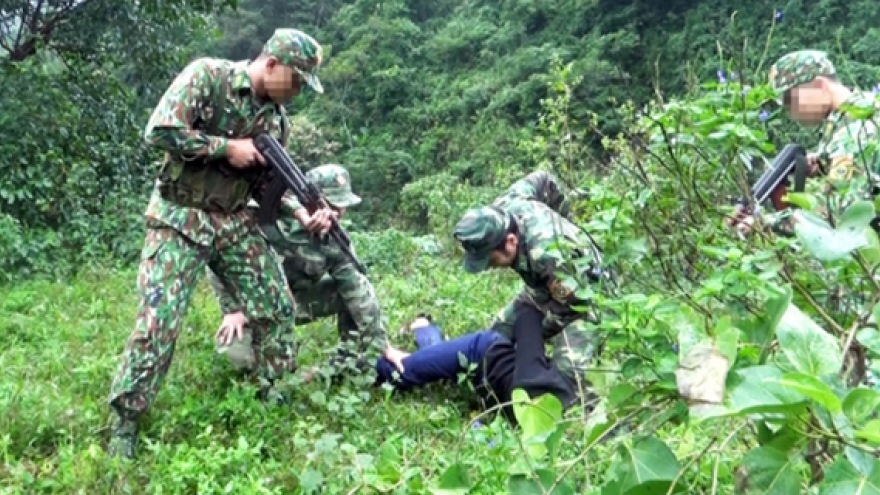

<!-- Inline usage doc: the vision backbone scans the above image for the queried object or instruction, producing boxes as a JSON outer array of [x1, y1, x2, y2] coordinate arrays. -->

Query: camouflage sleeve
[[143, 58, 229, 159], [532, 234, 595, 308], [279, 190, 304, 215], [205, 267, 243, 314], [501, 170, 572, 218], [328, 253, 389, 358], [822, 120, 880, 191]]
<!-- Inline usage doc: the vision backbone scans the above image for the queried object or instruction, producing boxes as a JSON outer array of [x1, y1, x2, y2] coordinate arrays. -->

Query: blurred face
[[487, 233, 518, 268], [785, 79, 832, 125], [263, 57, 302, 104]]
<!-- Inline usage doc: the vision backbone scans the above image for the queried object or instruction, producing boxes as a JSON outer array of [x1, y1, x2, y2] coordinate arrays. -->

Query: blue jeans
[[375, 331, 500, 391]]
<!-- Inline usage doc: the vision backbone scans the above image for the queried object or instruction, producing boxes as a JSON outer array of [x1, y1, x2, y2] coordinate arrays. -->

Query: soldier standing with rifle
[[106, 28, 335, 460], [208, 164, 408, 381], [732, 50, 880, 235]]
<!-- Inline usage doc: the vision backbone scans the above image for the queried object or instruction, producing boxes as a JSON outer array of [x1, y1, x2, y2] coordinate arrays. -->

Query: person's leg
[[209, 218, 297, 400], [375, 331, 499, 391], [548, 318, 598, 405], [107, 224, 209, 458]]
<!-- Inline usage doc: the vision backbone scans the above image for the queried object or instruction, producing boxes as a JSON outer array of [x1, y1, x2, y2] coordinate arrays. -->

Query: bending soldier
[[452, 170, 606, 403], [209, 164, 404, 380], [107, 28, 332, 460]]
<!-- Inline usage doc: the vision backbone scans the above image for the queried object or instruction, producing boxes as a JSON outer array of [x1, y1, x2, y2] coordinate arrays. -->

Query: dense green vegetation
[[6, 0, 880, 492]]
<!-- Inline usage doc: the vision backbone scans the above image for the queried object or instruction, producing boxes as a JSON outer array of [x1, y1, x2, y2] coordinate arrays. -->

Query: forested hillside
[[6, 0, 880, 493]]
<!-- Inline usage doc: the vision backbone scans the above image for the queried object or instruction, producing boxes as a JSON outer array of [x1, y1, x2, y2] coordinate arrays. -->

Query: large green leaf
[[817, 455, 880, 495], [843, 389, 880, 426], [777, 372, 842, 413], [511, 389, 564, 459], [727, 365, 808, 415], [602, 436, 683, 495], [430, 463, 471, 495], [738, 446, 803, 495], [775, 303, 842, 377], [792, 201, 875, 261]]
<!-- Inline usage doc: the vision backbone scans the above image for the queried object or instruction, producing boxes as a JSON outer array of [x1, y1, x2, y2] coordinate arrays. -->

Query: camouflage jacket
[[142, 57, 302, 245], [495, 172, 598, 315], [813, 90, 880, 215], [210, 205, 389, 351], [493, 170, 573, 219]]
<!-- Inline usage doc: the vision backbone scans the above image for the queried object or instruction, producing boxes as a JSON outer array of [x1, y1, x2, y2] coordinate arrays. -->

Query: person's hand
[[215, 311, 248, 346], [727, 203, 755, 238], [294, 207, 338, 235], [225, 138, 266, 169], [384, 345, 410, 374], [807, 152, 822, 177]]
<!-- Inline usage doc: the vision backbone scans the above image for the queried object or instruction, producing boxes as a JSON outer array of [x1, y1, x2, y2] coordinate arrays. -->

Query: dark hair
[[493, 221, 518, 251]]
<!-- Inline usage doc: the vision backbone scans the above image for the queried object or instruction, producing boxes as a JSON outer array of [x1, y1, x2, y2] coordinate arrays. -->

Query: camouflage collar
[[230, 61, 252, 92]]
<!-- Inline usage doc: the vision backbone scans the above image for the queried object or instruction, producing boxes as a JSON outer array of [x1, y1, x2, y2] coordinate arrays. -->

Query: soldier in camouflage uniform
[[208, 164, 397, 379], [452, 170, 604, 395], [735, 50, 880, 233], [107, 28, 331, 459]]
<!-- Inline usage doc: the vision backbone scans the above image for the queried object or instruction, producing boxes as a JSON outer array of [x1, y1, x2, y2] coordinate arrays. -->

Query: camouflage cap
[[769, 50, 836, 98], [262, 28, 324, 93], [453, 206, 512, 273], [306, 164, 361, 208]]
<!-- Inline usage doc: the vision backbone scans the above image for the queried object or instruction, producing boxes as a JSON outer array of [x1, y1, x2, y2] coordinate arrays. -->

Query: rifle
[[738, 143, 809, 214], [253, 133, 368, 275]]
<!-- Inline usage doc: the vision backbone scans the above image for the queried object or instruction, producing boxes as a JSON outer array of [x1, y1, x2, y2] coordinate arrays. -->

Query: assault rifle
[[738, 143, 809, 214], [254, 134, 368, 275]]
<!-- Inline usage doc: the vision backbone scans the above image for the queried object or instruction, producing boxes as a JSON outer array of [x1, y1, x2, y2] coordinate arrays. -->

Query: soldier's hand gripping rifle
[[254, 134, 368, 275], [733, 143, 810, 220]]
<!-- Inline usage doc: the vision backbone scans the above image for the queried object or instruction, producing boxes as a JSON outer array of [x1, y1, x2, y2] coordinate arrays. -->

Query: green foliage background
[[6, 0, 880, 493]]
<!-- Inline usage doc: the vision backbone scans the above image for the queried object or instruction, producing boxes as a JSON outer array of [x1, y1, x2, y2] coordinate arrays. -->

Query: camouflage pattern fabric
[[769, 51, 880, 217], [261, 28, 324, 93], [453, 170, 600, 384], [769, 49, 836, 99], [109, 214, 297, 418], [107, 39, 323, 421], [208, 164, 387, 371]]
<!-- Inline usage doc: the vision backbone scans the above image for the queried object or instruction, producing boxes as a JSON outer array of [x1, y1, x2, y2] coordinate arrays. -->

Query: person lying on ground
[[374, 304, 590, 424]]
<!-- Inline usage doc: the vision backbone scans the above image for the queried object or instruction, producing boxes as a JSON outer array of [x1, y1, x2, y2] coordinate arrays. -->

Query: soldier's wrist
[[212, 137, 230, 159]]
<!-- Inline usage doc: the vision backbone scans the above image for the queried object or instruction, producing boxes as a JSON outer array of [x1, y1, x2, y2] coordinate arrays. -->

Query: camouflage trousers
[[108, 218, 297, 419], [491, 289, 598, 389]]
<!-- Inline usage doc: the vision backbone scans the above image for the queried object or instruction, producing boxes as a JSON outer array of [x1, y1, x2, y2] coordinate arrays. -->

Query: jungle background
[[5, 0, 880, 493]]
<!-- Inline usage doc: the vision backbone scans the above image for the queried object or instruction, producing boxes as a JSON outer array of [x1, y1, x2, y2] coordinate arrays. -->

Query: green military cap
[[262, 28, 324, 93], [769, 50, 836, 99], [453, 206, 512, 273], [306, 164, 362, 208]]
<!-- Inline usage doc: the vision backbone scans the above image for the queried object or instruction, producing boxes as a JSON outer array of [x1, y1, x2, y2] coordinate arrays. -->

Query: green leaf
[[843, 389, 880, 426], [855, 420, 880, 445], [508, 469, 575, 495], [838, 200, 877, 230], [792, 209, 869, 261], [782, 192, 815, 210], [298, 469, 324, 494], [817, 455, 880, 494], [727, 365, 808, 415], [512, 389, 564, 459], [777, 372, 842, 413], [738, 446, 802, 495], [856, 328, 880, 356], [430, 463, 471, 495], [604, 436, 683, 495], [775, 303, 842, 376]]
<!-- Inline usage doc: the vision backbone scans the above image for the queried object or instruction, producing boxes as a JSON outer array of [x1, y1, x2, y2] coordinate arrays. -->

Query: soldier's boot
[[108, 415, 139, 460]]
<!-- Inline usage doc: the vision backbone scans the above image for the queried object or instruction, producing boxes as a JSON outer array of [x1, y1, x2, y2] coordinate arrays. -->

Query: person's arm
[[508, 302, 577, 407], [144, 58, 229, 159], [205, 267, 243, 314]]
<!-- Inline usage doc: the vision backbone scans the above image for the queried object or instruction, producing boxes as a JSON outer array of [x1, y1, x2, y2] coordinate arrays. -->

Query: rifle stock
[[254, 134, 368, 275]]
